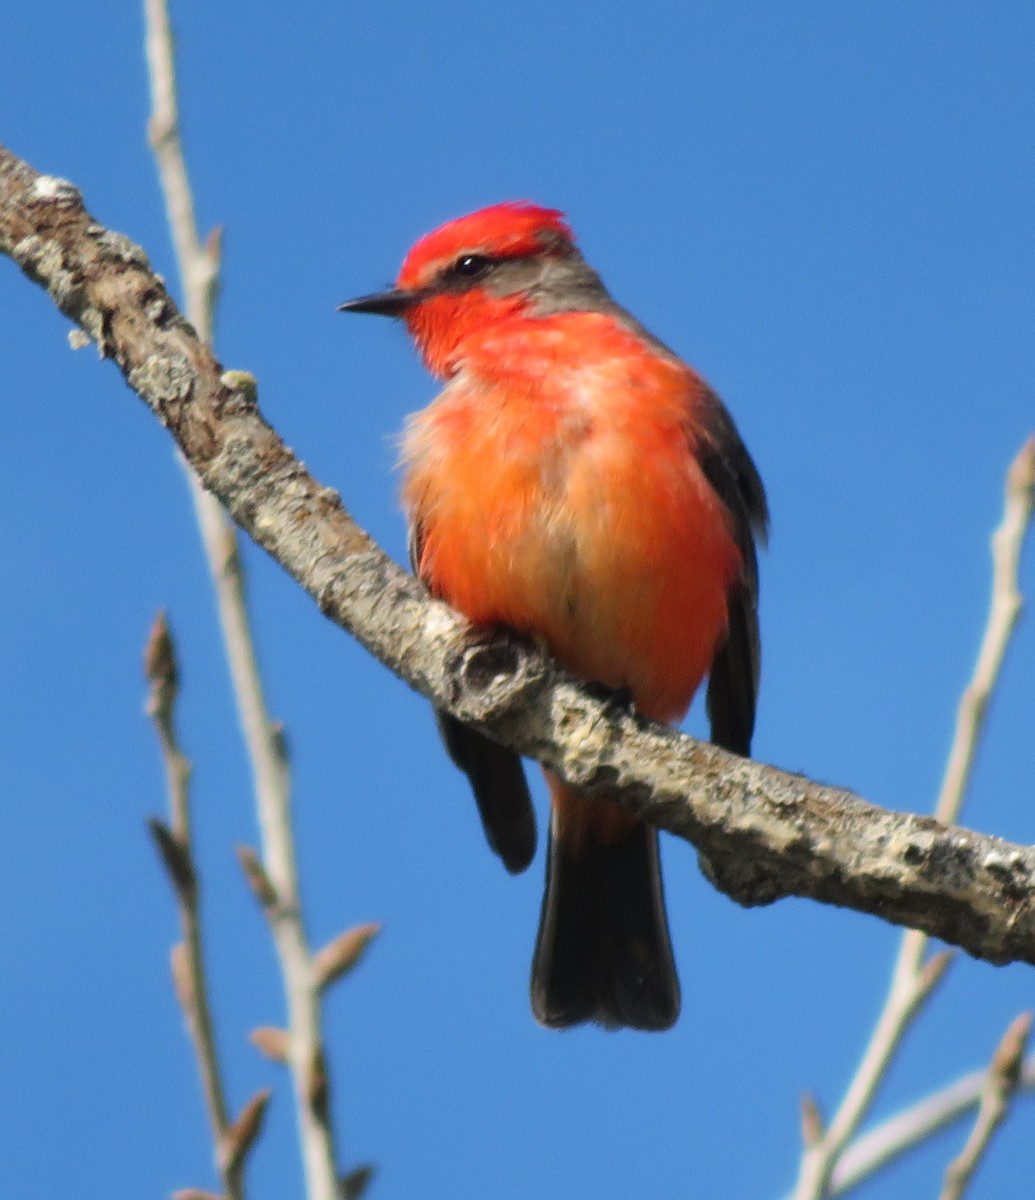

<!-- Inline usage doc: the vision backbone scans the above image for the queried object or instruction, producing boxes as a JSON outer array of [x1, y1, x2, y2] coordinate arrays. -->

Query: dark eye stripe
[[451, 254, 494, 280]]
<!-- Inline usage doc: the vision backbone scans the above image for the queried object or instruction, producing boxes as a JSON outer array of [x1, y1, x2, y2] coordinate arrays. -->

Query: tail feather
[[530, 814, 679, 1031], [434, 708, 536, 874]]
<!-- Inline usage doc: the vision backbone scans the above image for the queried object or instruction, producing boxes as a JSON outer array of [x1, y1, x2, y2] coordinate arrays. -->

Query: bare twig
[[142, 5, 345, 1197], [790, 438, 1035, 1199], [144, 0, 219, 331], [939, 1013, 1032, 1200], [789, 950, 954, 1199], [936, 441, 1035, 826], [145, 614, 260, 1199], [830, 1052, 1035, 1194], [1, 144, 1034, 966]]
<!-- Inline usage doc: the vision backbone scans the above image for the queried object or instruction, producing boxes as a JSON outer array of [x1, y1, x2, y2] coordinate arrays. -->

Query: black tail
[[434, 708, 536, 874], [530, 819, 679, 1031]]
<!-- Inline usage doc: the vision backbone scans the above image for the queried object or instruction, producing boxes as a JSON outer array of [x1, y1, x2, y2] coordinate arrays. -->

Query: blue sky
[[1, 4, 1033, 1198]]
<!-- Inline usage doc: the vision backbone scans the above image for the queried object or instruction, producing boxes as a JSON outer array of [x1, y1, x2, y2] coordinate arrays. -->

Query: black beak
[[337, 287, 422, 317]]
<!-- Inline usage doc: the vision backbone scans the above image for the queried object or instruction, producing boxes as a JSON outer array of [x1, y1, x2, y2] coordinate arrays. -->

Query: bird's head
[[340, 203, 605, 377]]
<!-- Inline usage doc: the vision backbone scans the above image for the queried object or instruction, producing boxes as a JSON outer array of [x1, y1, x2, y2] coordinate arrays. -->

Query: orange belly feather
[[401, 313, 741, 727]]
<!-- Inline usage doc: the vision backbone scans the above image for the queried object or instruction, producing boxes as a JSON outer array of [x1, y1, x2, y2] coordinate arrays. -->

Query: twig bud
[[235, 845, 280, 911], [222, 1087, 272, 1176], [340, 1164, 376, 1200], [1006, 436, 1035, 500], [144, 610, 179, 720], [313, 922, 381, 992], [250, 1026, 290, 1064], [205, 225, 224, 269], [990, 1010, 1032, 1092], [147, 816, 196, 900], [307, 1045, 329, 1116], [918, 948, 955, 995], [800, 1091, 824, 1147]]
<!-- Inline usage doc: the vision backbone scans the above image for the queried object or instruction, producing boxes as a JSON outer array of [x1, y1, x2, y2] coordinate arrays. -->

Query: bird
[[339, 202, 767, 1030]]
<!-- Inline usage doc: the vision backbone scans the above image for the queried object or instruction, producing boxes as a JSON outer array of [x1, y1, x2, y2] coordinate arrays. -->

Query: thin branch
[[144, 613, 260, 1199], [936, 442, 1035, 825], [830, 1053, 1035, 1195], [2, 144, 1034, 961], [939, 1013, 1032, 1200], [788, 945, 955, 1199], [141, 6, 344, 1196], [144, 0, 219, 331], [789, 439, 1035, 1199]]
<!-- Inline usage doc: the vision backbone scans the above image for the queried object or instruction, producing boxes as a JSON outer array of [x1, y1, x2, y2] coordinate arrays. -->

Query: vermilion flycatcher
[[340, 203, 767, 1031]]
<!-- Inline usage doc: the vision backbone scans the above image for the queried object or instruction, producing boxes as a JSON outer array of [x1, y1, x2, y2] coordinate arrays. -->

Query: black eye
[[452, 253, 493, 279]]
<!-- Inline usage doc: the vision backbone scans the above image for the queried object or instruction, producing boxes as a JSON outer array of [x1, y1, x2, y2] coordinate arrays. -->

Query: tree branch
[[2, 142, 1034, 966], [789, 433, 1035, 1197], [830, 1050, 1035, 1195], [144, 611, 262, 1200], [142, 2, 350, 1192], [939, 1013, 1032, 1200]]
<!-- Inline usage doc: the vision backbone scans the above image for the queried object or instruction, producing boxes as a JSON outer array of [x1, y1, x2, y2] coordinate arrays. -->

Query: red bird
[[340, 203, 767, 1030]]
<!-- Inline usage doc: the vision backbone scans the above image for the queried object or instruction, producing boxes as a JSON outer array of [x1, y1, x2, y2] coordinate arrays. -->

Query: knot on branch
[[449, 630, 549, 725], [461, 634, 526, 693], [698, 834, 792, 908]]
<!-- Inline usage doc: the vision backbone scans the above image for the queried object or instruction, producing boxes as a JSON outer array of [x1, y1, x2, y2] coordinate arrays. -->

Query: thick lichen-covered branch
[[2, 141, 1034, 969]]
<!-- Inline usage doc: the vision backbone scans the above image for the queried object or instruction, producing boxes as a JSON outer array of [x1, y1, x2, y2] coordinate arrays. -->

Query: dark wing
[[698, 392, 769, 757], [409, 521, 537, 875]]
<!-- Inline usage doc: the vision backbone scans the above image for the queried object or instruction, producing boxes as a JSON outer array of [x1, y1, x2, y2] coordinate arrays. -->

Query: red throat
[[394, 202, 577, 377], [403, 289, 529, 378]]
